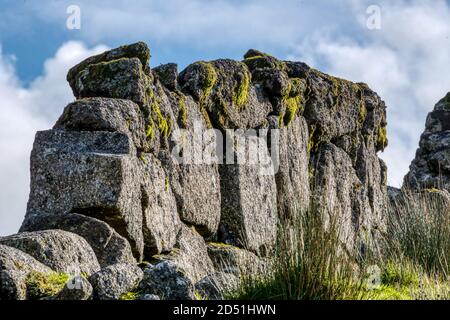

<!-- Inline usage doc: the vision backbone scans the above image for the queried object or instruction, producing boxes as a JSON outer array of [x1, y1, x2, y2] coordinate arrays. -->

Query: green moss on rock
[[243, 55, 286, 72], [199, 61, 218, 103], [26, 271, 70, 300], [119, 291, 141, 300], [377, 126, 388, 151], [281, 78, 303, 127], [177, 93, 188, 128], [233, 64, 251, 110]]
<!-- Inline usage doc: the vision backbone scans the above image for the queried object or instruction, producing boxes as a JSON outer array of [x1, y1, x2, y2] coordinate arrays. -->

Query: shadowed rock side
[[404, 93, 450, 190], [0, 42, 388, 300]]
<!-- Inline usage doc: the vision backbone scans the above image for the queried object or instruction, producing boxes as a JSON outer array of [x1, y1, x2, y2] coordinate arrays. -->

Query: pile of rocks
[[0, 42, 388, 300]]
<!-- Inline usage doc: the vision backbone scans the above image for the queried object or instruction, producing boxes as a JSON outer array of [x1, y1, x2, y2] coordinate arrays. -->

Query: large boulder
[[153, 63, 179, 91], [20, 213, 135, 268], [0, 230, 100, 275], [311, 142, 387, 256], [69, 56, 149, 106], [67, 42, 150, 89], [89, 263, 143, 300], [160, 151, 221, 238], [179, 59, 272, 130], [154, 224, 215, 284], [0, 245, 52, 300], [194, 272, 239, 300], [139, 261, 195, 300], [0, 270, 28, 300], [54, 97, 147, 151], [24, 130, 144, 260]]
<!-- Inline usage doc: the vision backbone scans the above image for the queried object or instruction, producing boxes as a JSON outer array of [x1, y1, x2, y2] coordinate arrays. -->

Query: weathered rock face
[[8, 42, 389, 300], [218, 156, 278, 255], [89, 263, 143, 300], [24, 130, 144, 260], [275, 116, 311, 219], [404, 92, 450, 189], [139, 261, 195, 300]]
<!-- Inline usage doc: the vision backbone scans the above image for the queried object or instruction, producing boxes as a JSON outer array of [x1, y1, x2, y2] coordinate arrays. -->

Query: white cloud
[[0, 41, 108, 236], [23, 0, 357, 51], [290, 0, 450, 186]]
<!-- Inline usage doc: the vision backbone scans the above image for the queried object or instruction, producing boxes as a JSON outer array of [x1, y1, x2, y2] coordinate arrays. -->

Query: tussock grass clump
[[384, 189, 450, 279], [228, 205, 366, 300], [227, 190, 450, 300]]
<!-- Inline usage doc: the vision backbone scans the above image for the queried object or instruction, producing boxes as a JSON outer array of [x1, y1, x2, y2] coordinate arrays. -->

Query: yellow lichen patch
[[195, 62, 217, 128], [283, 95, 301, 127], [307, 125, 317, 153], [177, 92, 188, 128], [377, 126, 388, 151], [199, 61, 218, 103], [145, 117, 155, 142], [143, 102, 171, 142], [165, 177, 170, 192], [243, 55, 286, 72], [358, 97, 367, 127], [139, 154, 148, 165], [119, 291, 140, 300], [154, 106, 169, 136], [280, 78, 303, 127], [26, 271, 70, 300], [233, 64, 251, 111]]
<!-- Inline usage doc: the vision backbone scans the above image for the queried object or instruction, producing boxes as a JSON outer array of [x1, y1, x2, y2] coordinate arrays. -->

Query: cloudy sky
[[1, 0, 450, 235]]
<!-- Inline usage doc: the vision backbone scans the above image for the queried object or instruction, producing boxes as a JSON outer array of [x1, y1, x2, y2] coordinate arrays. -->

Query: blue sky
[[1, 0, 450, 235]]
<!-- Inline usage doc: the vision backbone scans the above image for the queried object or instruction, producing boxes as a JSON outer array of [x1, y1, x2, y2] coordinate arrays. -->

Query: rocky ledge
[[0, 42, 389, 300]]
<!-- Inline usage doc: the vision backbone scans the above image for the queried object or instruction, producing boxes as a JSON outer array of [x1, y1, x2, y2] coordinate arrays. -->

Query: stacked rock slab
[[8, 42, 389, 300], [404, 92, 450, 190]]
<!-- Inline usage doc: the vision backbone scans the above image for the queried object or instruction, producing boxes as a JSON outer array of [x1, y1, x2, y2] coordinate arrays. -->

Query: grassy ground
[[227, 191, 449, 300]]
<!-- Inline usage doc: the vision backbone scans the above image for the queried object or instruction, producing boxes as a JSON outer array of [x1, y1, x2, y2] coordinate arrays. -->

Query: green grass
[[227, 206, 366, 300], [384, 189, 450, 278], [227, 192, 450, 300]]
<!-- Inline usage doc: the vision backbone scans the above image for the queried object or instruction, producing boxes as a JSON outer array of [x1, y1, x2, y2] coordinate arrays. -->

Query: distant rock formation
[[404, 93, 450, 189], [0, 42, 388, 300]]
